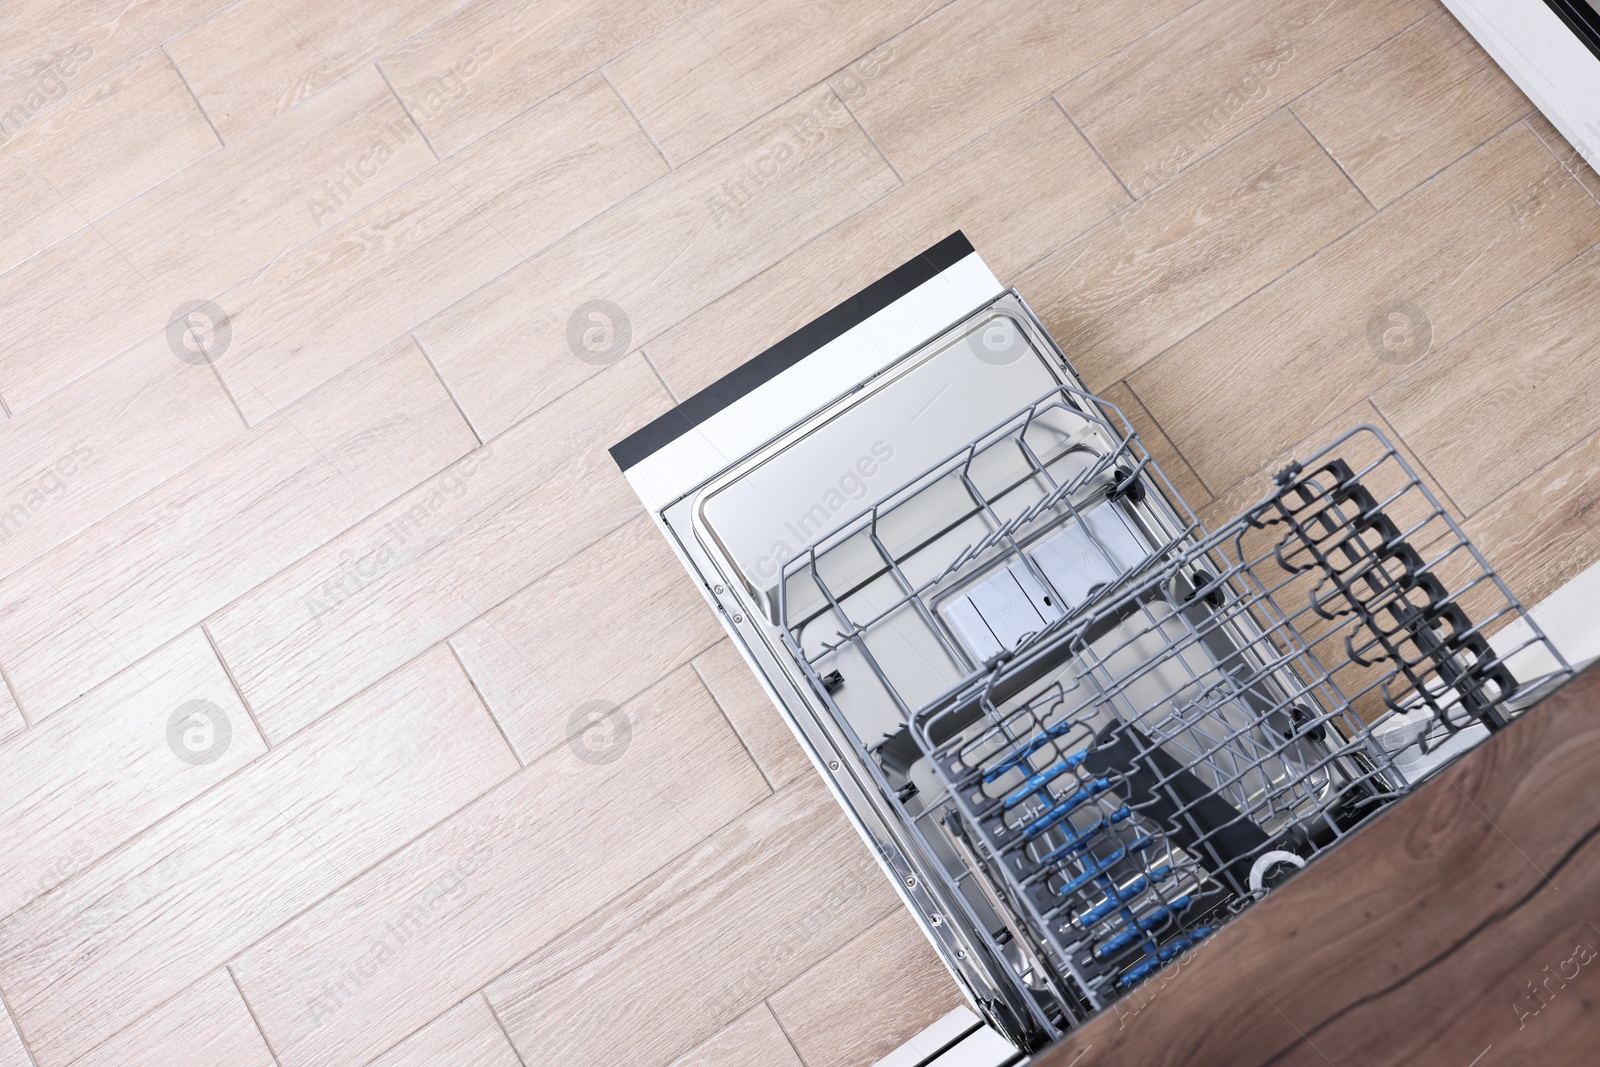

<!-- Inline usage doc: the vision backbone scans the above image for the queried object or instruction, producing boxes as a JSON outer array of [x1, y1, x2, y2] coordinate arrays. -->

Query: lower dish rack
[[775, 381, 1571, 1045]]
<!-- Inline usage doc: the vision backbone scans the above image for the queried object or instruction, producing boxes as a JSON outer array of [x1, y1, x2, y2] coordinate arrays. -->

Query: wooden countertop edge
[[1035, 663, 1600, 1067]]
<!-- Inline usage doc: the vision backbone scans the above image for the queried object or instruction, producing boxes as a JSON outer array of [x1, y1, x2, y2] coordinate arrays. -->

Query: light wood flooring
[[0, 1, 1596, 1065]]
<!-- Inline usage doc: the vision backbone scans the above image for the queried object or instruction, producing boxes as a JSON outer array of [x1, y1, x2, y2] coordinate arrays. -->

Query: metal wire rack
[[775, 382, 1572, 1032]]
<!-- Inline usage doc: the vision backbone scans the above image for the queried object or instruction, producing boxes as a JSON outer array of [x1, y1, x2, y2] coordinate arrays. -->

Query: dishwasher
[[610, 233, 1574, 1056]]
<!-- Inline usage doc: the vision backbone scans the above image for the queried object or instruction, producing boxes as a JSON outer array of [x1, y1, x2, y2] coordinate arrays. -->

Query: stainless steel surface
[[696, 303, 1065, 623]]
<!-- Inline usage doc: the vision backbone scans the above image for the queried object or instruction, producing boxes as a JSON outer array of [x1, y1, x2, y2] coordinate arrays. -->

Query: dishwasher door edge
[[609, 233, 1044, 1045]]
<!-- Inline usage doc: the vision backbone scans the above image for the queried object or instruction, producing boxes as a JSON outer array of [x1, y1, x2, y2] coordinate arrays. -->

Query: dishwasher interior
[[619, 247, 1573, 1053]]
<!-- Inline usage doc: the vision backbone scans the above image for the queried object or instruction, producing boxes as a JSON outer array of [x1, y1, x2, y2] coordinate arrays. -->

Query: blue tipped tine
[[1021, 778, 1113, 839], [1117, 933, 1201, 987], [1156, 936, 1194, 962], [1092, 895, 1197, 959], [982, 722, 1080, 783], [1118, 955, 1166, 986], [1055, 838, 1156, 898], [1075, 874, 1151, 927], [1057, 848, 1124, 897], [1001, 749, 1090, 809], [1036, 806, 1131, 865], [1113, 927, 1209, 991], [1093, 925, 1142, 958], [1071, 863, 1179, 918]]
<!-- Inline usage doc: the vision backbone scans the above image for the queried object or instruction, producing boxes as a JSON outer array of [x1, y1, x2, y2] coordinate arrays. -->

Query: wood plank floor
[[0, 2, 1595, 1065]]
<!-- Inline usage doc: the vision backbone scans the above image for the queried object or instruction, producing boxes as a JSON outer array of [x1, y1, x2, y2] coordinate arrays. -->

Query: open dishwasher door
[[609, 233, 1570, 1052], [612, 233, 1059, 1048]]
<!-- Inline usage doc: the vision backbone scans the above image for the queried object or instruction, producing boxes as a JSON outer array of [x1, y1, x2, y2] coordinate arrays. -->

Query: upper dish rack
[[774, 380, 1571, 1033]]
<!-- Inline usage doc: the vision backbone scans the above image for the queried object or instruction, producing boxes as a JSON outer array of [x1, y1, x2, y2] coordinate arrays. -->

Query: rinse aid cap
[[1248, 850, 1307, 893]]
